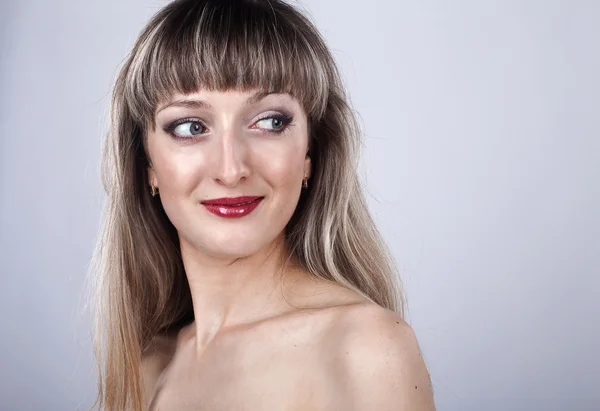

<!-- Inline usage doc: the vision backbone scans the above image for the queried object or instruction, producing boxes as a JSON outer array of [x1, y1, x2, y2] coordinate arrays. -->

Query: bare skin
[[142, 269, 435, 411], [143, 271, 355, 409], [143, 89, 435, 410]]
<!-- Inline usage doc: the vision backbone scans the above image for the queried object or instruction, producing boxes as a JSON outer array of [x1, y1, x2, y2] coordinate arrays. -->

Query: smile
[[200, 196, 264, 218]]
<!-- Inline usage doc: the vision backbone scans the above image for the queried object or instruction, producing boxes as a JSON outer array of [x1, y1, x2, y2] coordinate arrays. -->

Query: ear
[[147, 166, 157, 188], [304, 155, 312, 179]]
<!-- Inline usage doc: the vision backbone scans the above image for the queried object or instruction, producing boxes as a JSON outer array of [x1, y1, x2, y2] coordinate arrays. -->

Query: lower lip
[[201, 198, 264, 218]]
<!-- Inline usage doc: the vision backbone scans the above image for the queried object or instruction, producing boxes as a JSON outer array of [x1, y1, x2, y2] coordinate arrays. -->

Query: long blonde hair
[[90, 0, 405, 409]]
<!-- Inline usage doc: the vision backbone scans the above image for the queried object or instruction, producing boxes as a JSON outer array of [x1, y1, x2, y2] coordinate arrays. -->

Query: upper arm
[[332, 305, 436, 411]]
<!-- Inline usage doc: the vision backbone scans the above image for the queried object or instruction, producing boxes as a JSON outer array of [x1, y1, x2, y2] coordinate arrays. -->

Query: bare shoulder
[[140, 328, 181, 403], [324, 303, 436, 411]]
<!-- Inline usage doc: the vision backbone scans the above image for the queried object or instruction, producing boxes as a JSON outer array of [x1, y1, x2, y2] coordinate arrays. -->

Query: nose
[[211, 127, 250, 188]]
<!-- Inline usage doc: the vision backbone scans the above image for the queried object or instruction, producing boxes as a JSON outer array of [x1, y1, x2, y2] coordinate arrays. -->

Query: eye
[[164, 119, 206, 139], [254, 114, 293, 133], [173, 121, 205, 137], [256, 117, 284, 130]]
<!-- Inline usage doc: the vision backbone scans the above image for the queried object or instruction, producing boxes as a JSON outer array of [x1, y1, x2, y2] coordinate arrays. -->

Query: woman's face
[[147, 89, 311, 259]]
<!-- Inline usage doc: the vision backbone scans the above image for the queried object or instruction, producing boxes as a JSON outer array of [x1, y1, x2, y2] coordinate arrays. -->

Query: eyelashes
[[254, 114, 294, 133], [163, 113, 294, 140], [163, 118, 206, 139]]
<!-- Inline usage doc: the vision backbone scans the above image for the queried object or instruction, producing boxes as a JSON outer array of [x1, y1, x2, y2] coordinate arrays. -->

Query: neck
[[179, 235, 303, 350]]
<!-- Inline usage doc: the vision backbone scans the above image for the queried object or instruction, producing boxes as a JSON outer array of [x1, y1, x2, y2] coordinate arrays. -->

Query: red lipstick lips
[[200, 196, 264, 218]]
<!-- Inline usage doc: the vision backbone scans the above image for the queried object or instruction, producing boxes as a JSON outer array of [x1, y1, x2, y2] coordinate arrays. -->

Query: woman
[[90, 0, 436, 409]]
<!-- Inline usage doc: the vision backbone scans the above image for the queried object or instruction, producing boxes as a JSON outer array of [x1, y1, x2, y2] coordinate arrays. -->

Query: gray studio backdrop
[[1, 0, 598, 410]]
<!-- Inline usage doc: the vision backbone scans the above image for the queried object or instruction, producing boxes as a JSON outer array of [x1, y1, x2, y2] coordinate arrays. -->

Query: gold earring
[[151, 185, 159, 197], [302, 174, 308, 189]]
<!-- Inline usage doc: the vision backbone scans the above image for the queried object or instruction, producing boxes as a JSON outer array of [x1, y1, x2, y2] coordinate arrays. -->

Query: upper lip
[[201, 196, 264, 206]]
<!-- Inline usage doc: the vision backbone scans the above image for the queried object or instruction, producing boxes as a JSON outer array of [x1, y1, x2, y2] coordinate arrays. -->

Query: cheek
[[251, 141, 305, 189], [152, 146, 209, 195], [150, 145, 211, 236], [256, 156, 302, 199], [251, 145, 304, 226]]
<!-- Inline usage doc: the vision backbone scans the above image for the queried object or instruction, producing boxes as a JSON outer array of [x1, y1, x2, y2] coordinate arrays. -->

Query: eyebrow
[[155, 90, 279, 114]]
